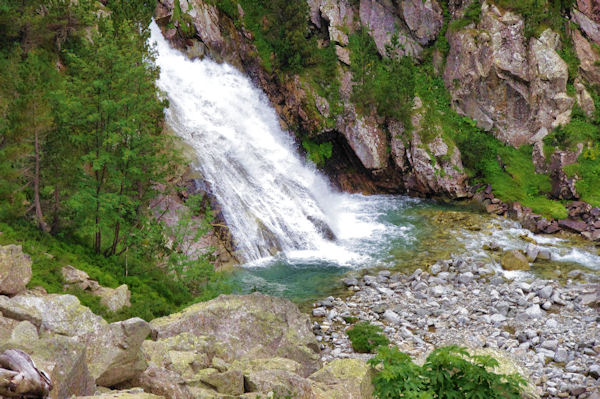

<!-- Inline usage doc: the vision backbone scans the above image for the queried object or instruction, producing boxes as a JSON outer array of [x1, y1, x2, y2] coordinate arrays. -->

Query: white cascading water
[[150, 21, 600, 281], [149, 22, 374, 263]]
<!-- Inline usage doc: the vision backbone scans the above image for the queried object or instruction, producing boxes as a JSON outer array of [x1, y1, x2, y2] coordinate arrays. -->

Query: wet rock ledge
[[311, 257, 600, 398]]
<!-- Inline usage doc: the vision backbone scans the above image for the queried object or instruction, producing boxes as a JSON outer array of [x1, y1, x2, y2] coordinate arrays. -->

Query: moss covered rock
[[309, 359, 373, 399], [1, 335, 95, 399], [0, 245, 32, 295], [501, 250, 531, 271], [150, 293, 321, 377], [231, 357, 315, 398]]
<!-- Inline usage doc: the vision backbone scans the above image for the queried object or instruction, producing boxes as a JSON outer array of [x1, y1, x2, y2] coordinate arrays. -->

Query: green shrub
[[449, 0, 482, 31], [171, 0, 196, 38], [348, 29, 415, 125], [236, 0, 318, 74], [302, 139, 333, 167], [346, 321, 389, 353], [368, 345, 526, 399]]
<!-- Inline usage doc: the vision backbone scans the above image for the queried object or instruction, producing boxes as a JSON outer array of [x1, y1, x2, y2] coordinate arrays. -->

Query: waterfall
[[150, 22, 354, 262]]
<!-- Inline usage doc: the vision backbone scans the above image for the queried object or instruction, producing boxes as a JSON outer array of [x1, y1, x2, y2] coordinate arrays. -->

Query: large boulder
[[0, 293, 105, 335], [82, 317, 151, 387], [150, 293, 321, 377], [0, 293, 149, 387], [231, 358, 316, 399], [97, 285, 131, 313], [1, 335, 95, 399], [444, 2, 573, 146], [0, 245, 32, 295], [129, 366, 194, 399]]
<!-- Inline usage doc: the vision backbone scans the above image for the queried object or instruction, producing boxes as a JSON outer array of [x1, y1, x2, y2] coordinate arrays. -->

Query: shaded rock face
[[575, 0, 600, 44], [150, 293, 321, 377], [0, 245, 32, 295], [549, 144, 584, 200], [572, 28, 600, 86], [338, 106, 388, 170], [444, 2, 573, 146]]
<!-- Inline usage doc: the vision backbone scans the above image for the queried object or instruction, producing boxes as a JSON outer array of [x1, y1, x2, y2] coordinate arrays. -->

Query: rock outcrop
[[62, 266, 131, 312], [154, 0, 471, 198], [125, 293, 374, 399], [390, 98, 469, 198], [444, 2, 573, 146], [150, 293, 321, 376], [359, 0, 423, 58], [0, 292, 150, 388], [0, 245, 32, 295], [574, 0, 600, 45]]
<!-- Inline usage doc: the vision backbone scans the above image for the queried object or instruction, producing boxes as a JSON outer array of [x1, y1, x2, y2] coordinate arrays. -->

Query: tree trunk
[[50, 185, 60, 234], [108, 221, 120, 257], [33, 130, 49, 233], [0, 349, 52, 398]]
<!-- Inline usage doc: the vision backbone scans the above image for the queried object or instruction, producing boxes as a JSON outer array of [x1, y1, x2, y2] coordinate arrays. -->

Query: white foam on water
[[150, 22, 414, 265]]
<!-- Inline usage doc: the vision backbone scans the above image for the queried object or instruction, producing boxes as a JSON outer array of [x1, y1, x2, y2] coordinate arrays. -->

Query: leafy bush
[[346, 321, 389, 353], [368, 346, 526, 399], [236, 0, 318, 74], [348, 29, 415, 125], [302, 139, 333, 167], [449, 0, 482, 31]]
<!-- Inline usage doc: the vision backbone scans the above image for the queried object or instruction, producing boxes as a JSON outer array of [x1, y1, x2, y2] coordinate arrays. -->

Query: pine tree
[[59, 17, 176, 254]]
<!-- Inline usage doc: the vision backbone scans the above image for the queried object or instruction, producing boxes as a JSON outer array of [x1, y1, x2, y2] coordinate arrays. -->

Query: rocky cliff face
[[444, 2, 573, 146]]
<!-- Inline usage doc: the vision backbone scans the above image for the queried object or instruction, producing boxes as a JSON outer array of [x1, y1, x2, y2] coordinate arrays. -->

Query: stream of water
[[151, 22, 600, 304]]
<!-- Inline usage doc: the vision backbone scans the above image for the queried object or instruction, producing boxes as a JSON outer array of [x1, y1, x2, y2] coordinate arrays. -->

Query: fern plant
[[368, 346, 526, 399], [346, 321, 390, 353]]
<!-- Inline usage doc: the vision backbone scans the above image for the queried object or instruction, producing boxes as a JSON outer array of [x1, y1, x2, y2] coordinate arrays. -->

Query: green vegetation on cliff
[[348, 29, 415, 127], [413, 55, 569, 219]]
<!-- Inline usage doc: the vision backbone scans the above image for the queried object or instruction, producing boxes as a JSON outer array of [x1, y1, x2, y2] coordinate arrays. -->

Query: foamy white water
[[150, 22, 600, 285], [150, 22, 393, 263]]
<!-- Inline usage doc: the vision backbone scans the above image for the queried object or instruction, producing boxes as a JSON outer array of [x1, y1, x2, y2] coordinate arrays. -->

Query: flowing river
[[150, 22, 600, 304]]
